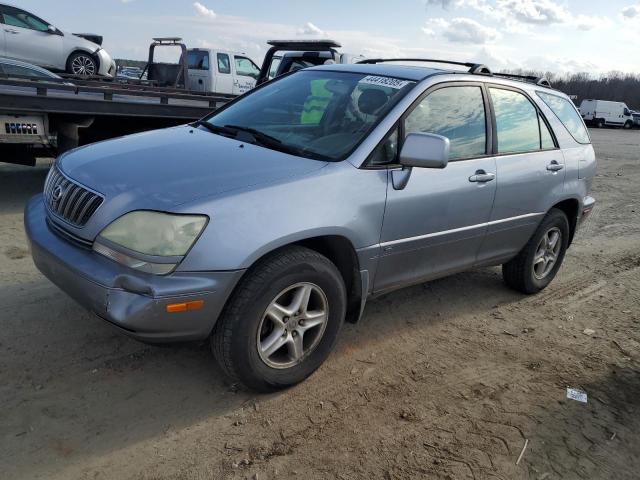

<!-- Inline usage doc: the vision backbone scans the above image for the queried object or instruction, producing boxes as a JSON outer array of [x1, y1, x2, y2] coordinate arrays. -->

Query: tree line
[[502, 70, 640, 109]]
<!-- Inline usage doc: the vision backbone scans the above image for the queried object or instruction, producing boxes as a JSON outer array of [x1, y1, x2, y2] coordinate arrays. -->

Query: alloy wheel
[[71, 55, 96, 76], [533, 227, 562, 280], [257, 282, 329, 369]]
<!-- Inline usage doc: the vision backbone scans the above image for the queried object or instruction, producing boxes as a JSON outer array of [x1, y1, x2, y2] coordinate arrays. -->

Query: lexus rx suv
[[26, 61, 596, 391]]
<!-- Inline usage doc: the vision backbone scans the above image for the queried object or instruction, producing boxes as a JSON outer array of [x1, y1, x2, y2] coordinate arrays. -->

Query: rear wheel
[[502, 209, 569, 294], [596, 119, 605, 128], [67, 52, 98, 76], [212, 246, 347, 391]]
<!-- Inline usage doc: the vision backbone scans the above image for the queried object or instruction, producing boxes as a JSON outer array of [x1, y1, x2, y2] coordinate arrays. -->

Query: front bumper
[[25, 195, 244, 342], [96, 49, 116, 77]]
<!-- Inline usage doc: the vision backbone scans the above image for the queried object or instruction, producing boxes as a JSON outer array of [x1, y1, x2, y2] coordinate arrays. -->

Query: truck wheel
[[67, 52, 98, 76], [212, 246, 347, 391], [502, 209, 569, 295], [596, 119, 605, 128], [624, 121, 633, 130]]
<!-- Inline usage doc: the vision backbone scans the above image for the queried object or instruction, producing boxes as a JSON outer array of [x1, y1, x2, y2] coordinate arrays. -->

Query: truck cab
[[186, 48, 260, 95], [257, 40, 365, 85]]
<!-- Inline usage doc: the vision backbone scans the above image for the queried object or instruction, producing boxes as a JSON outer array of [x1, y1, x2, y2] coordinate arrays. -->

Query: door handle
[[469, 170, 495, 183], [546, 161, 564, 172]]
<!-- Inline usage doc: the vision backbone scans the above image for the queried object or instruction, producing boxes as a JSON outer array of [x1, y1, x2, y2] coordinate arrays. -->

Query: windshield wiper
[[223, 125, 283, 146], [196, 121, 328, 160], [223, 124, 322, 158], [192, 120, 236, 137]]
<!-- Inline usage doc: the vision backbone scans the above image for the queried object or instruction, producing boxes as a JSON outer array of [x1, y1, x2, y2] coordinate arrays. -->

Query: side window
[[368, 127, 399, 166], [234, 56, 260, 79], [405, 86, 486, 160], [1, 6, 49, 32], [187, 51, 209, 70], [537, 91, 590, 144], [268, 57, 282, 80], [217, 53, 231, 74], [490, 88, 542, 154]]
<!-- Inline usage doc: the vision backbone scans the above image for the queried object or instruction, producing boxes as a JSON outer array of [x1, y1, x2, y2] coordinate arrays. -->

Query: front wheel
[[624, 121, 633, 130], [212, 246, 347, 391], [596, 119, 605, 128], [67, 52, 98, 76], [502, 209, 569, 294]]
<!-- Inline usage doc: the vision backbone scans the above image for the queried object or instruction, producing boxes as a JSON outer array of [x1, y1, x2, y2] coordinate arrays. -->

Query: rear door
[[374, 83, 497, 293], [186, 49, 211, 92], [214, 52, 233, 94], [476, 86, 565, 265], [0, 5, 63, 69]]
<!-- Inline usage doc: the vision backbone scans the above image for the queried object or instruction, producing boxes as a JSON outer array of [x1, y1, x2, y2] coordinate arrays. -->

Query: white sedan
[[0, 3, 115, 77]]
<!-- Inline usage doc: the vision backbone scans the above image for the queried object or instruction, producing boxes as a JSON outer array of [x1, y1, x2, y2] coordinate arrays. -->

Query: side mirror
[[47, 25, 60, 35], [399, 133, 449, 169]]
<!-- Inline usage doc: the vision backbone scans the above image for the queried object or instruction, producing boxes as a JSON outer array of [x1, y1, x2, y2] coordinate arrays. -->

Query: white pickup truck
[[186, 49, 260, 95]]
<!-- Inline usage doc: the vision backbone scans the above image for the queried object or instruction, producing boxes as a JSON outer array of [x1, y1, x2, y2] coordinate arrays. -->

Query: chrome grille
[[44, 166, 103, 227]]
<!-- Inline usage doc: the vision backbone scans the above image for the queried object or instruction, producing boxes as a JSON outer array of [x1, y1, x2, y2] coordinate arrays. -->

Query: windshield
[[202, 71, 416, 161]]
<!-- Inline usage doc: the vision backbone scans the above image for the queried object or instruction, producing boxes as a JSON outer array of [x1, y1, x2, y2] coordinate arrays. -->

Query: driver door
[[232, 55, 258, 95], [374, 84, 497, 293], [1, 5, 63, 70]]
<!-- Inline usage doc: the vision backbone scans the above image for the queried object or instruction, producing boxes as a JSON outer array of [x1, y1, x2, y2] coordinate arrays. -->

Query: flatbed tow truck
[[0, 39, 344, 166]]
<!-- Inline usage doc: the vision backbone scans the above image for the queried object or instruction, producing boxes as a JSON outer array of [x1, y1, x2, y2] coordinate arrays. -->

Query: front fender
[[176, 162, 388, 272]]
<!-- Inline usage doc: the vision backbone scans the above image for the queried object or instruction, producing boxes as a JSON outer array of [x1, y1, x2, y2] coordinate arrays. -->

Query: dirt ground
[[1, 129, 639, 480]]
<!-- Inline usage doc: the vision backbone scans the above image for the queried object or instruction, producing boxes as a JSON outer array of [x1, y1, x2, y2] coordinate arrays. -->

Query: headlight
[[93, 211, 208, 274]]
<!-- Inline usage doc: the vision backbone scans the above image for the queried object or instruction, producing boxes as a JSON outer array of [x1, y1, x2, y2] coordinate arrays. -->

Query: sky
[[18, 0, 640, 75]]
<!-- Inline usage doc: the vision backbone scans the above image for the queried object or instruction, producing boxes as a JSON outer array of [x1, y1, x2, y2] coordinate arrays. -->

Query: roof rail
[[151, 37, 183, 44], [493, 73, 552, 88], [267, 39, 341, 49], [356, 58, 492, 75]]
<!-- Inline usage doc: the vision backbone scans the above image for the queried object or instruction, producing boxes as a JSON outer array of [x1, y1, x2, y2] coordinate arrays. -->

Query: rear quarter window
[[536, 92, 590, 144]]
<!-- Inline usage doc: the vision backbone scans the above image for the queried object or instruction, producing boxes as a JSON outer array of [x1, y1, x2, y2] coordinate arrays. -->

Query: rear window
[[187, 51, 209, 70], [537, 92, 590, 144]]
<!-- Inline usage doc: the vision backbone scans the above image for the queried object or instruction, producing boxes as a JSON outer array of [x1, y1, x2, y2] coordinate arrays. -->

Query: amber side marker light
[[166, 300, 205, 313]]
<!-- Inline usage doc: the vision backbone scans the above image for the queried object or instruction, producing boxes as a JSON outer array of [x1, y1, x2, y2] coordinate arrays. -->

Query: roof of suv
[[309, 62, 557, 93], [310, 63, 445, 81]]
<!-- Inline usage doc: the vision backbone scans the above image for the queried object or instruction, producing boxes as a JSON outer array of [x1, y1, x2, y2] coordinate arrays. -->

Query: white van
[[186, 49, 260, 95], [579, 99, 634, 129]]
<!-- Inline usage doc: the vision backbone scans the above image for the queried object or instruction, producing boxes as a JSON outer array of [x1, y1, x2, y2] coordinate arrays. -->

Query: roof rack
[[493, 73, 552, 87], [151, 37, 183, 44], [356, 58, 492, 75], [267, 39, 341, 49]]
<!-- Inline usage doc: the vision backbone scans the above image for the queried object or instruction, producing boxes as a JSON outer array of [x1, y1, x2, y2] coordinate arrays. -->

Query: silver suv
[[25, 61, 596, 391]]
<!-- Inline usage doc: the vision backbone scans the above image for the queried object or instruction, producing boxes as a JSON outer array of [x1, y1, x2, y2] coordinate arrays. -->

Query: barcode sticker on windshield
[[361, 76, 412, 89]]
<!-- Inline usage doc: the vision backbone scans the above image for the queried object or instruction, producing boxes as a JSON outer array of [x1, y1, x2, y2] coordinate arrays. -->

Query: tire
[[596, 119, 605, 128], [502, 208, 570, 295], [211, 246, 347, 391], [66, 52, 98, 76], [624, 121, 633, 130]]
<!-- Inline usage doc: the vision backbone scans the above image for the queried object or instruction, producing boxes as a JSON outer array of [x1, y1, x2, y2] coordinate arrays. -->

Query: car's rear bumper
[[578, 195, 596, 226], [25, 195, 244, 342]]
